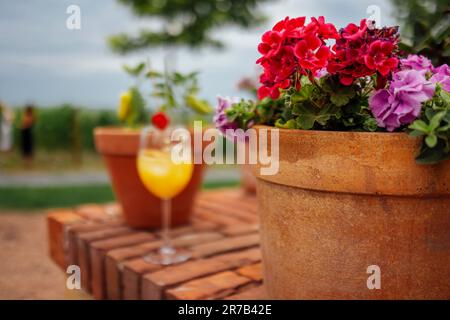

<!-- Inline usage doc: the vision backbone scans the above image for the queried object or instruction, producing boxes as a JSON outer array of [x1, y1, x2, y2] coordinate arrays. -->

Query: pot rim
[[251, 125, 450, 196], [94, 126, 141, 136], [253, 124, 415, 140]]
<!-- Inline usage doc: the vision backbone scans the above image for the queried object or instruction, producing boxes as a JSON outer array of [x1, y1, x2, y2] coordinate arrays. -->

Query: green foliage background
[[12, 105, 119, 152], [109, 0, 270, 53], [391, 0, 449, 65]]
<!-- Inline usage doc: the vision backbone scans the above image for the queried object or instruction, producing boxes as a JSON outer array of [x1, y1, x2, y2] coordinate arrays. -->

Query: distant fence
[[13, 104, 119, 153]]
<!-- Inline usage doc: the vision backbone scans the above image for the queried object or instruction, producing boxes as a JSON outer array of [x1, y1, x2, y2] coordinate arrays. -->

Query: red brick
[[90, 232, 155, 300], [67, 221, 124, 266], [47, 209, 84, 269], [201, 189, 257, 208], [77, 226, 132, 292], [236, 263, 263, 281], [191, 233, 260, 258], [141, 247, 261, 300], [123, 258, 161, 300], [194, 207, 245, 226], [196, 199, 257, 223], [103, 203, 122, 218], [75, 204, 109, 221], [225, 285, 267, 300], [157, 221, 218, 238], [166, 271, 251, 300], [222, 224, 259, 237], [105, 232, 223, 300]]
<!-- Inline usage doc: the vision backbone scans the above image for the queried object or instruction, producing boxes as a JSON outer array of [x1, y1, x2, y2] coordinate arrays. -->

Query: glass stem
[[161, 198, 172, 252]]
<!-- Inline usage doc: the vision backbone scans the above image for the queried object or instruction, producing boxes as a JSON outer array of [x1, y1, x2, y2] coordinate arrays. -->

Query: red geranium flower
[[364, 40, 399, 76], [294, 33, 331, 73], [256, 16, 338, 99], [258, 30, 284, 59], [342, 19, 368, 41], [309, 16, 339, 39], [327, 20, 399, 86]]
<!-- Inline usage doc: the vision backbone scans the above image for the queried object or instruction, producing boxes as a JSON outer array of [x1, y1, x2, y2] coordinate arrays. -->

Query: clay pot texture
[[252, 125, 450, 299], [94, 127, 204, 229]]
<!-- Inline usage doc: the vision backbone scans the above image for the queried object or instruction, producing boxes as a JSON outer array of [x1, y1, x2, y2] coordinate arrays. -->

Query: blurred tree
[[390, 0, 449, 65], [108, 0, 269, 53]]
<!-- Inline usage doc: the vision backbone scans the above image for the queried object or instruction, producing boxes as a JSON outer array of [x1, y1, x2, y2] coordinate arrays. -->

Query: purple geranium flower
[[213, 96, 240, 139], [400, 54, 433, 74], [430, 64, 450, 92], [369, 69, 435, 131]]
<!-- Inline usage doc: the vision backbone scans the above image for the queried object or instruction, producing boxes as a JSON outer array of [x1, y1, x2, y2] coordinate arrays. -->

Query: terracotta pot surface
[[94, 127, 204, 229], [241, 164, 257, 194], [239, 142, 256, 194], [252, 125, 450, 299]]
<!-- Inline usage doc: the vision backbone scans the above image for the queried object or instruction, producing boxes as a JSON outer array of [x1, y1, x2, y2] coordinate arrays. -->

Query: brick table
[[47, 188, 267, 300]]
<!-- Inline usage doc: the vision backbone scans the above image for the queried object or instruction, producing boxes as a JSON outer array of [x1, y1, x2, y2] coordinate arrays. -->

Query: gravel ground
[[0, 212, 70, 299]]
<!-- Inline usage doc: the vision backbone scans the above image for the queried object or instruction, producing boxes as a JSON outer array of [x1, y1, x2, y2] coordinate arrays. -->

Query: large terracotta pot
[[252, 125, 450, 299], [94, 127, 204, 229]]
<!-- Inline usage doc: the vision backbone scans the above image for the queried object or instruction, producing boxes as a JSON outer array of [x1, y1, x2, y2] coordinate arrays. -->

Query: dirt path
[[0, 211, 68, 299]]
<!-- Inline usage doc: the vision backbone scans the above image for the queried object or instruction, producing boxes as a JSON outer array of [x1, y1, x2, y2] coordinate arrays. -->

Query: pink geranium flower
[[400, 54, 433, 74], [430, 64, 450, 92]]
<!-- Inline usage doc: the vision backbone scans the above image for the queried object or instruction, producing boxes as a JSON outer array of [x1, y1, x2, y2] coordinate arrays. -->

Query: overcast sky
[[0, 0, 396, 110]]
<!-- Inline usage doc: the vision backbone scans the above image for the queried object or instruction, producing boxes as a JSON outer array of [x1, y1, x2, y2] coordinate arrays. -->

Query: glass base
[[143, 246, 191, 266]]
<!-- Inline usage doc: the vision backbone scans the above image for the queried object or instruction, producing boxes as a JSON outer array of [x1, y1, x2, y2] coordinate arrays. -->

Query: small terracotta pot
[[252, 125, 450, 299], [94, 127, 204, 229], [239, 142, 256, 194], [241, 164, 257, 194]]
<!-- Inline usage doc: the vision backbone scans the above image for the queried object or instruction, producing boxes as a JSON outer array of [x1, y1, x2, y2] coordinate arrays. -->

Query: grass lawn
[[0, 181, 240, 210], [0, 150, 105, 173]]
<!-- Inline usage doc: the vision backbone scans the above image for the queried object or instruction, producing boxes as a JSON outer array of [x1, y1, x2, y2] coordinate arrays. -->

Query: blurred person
[[20, 104, 36, 165], [0, 101, 15, 152]]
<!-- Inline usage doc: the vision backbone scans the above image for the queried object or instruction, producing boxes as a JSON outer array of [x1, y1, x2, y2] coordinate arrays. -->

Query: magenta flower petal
[[430, 64, 450, 92], [369, 69, 435, 131], [400, 54, 433, 74], [213, 96, 240, 140]]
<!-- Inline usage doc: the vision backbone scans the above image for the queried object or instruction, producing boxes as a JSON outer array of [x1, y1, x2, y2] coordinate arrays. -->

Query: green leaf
[[440, 90, 450, 104], [300, 75, 312, 87], [409, 120, 430, 133], [409, 129, 426, 137], [185, 94, 212, 114], [296, 113, 316, 130], [437, 124, 450, 132], [145, 70, 162, 78], [123, 63, 146, 77], [291, 85, 314, 103], [275, 119, 297, 129], [294, 103, 339, 130], [125, 87, 146, 127], [429, 111, 446, 131], [330, 94, 350, 107], [363, 117, 378, 132], [444, 112, 450, 124], [415, 139, 450, 164], [425, 134, 438, 148], [425, 108, 437, 121]]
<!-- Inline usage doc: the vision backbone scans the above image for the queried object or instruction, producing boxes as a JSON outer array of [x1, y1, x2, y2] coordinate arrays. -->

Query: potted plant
[[95, 62, 212, 228], [214, 16, 450, 299]]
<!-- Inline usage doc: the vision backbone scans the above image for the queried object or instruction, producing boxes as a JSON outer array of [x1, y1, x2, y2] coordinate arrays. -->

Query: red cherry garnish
[[151, 111, 170, 130]]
